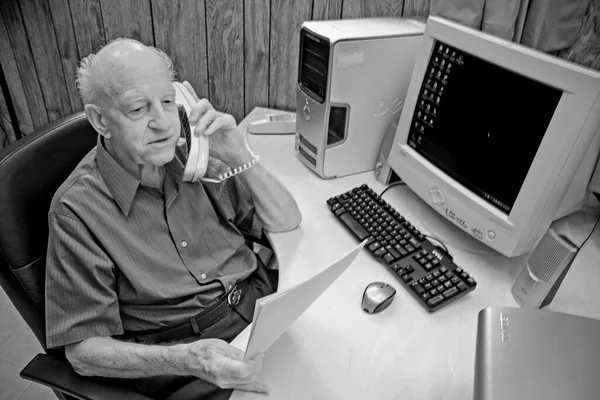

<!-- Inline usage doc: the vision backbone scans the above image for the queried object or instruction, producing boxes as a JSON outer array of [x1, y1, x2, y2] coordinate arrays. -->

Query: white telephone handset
[[173, 82, 209, 182]]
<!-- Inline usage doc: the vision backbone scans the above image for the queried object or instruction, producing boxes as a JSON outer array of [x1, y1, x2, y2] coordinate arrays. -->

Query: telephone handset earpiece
[[174, 82, 209, 182]]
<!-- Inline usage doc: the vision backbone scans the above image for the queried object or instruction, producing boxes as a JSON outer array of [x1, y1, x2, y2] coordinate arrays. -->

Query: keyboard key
[[383, 253, 395, 264], [334, 207, 346, 216], [394, 244, 408, 256], [368, 242, 381, 252], [427, 294, 445, 307], [443, 287, 458, 298], [339, 213, 369, 240], [385, 245, 401, 259], [411, 283, 426, 295], [373, 247, 387, 257]]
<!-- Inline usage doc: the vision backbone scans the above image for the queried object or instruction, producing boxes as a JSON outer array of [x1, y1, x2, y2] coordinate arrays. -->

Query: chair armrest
[[20, 353, 153, 400]]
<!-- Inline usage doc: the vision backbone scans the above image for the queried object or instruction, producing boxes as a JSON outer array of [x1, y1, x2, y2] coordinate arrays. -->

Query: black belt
[[123, 281, 248, 344]]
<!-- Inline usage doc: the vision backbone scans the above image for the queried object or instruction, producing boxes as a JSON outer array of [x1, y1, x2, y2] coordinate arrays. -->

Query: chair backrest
[[0, 112, 97, 351]]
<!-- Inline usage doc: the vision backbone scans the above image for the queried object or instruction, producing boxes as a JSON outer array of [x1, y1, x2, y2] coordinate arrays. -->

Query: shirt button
[[201, 273, 207, 279], [181, 241, 187, 247]]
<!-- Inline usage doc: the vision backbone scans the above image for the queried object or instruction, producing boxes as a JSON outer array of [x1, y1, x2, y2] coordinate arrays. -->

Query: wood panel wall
[[0, 0, 432, 149], [0, 0, 598, 149]]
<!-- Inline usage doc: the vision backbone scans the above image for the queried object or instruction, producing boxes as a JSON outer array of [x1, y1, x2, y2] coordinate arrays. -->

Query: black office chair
[[0, 112, 275, 399], [0, 112, 155, 399]]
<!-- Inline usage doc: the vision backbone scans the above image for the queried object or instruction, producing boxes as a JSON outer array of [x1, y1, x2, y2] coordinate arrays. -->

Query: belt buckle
[[227, 285, 242, 306]]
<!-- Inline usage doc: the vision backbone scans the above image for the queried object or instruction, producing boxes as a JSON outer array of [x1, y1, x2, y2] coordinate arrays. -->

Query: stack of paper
[[242, 240, 367, 360]]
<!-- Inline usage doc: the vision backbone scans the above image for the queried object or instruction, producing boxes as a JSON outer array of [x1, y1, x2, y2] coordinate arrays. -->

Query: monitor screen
[[407, 40, 563, 213]]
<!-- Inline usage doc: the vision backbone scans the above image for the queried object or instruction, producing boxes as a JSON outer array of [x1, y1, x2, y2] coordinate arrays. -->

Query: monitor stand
[[417, 201, 498, 256]]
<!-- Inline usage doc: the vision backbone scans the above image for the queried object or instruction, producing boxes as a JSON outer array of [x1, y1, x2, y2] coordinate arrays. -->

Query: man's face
[[102, 61, 180, 169]]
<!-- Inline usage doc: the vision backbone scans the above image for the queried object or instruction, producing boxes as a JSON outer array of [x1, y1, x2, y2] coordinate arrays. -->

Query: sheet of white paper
[[243, 240, 366, 360]]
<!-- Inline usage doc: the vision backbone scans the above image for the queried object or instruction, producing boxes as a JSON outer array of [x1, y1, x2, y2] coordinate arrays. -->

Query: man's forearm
[[66, 336, 188, 378], [66, 336, 268, 391], [237, 163, 302, 232]]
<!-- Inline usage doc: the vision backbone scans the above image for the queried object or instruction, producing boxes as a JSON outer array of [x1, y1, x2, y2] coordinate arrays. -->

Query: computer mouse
[[362, 282, 396, 314]]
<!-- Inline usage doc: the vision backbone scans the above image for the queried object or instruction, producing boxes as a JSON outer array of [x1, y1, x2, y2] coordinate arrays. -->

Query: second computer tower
[[295, 18, 424, 179]]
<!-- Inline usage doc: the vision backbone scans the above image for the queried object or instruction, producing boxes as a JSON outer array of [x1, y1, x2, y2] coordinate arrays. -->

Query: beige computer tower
[[295, 18, 424, 179]]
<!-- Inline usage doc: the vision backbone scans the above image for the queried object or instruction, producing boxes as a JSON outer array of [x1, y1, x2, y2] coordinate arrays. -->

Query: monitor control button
[[429, 188, 445, 206], [303, 105, 311, 121], [487, 230, 496, 240]]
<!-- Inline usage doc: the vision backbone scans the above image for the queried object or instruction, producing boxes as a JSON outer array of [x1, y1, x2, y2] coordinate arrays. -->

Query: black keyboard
[[327, 184, 476, 312]]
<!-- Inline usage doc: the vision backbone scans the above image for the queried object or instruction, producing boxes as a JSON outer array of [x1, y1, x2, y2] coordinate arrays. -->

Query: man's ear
[[84, 104, 112, 139]]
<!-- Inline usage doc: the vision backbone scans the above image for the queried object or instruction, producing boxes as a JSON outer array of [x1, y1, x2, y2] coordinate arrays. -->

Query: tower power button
[[303, 105, 311, 121]]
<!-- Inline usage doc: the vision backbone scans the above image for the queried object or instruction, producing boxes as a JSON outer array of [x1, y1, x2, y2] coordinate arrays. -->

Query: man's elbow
[[265, 211, 302, 232], [65, 341, 95, 376]]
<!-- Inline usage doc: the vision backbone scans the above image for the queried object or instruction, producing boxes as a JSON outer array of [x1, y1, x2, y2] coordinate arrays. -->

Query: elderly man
[[45, 38, 302, 399]]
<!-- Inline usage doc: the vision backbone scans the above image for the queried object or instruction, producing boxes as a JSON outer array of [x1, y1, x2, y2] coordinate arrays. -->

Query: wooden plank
[[0, 0, 49, 131], [100, 0, 153, 46], [312, 0, 343, 20], [68, 0, 106, 63], [269, 0, 312, 111], [342, 0, 404, 18], [20, 0, 73, 122], [205, 0, 244, 121], [0, 7, 35, 135], [403, 0, 431, 18], [151, 0, 209, 103], [0, 82, 17, 148], [244, 0, 269, 114], [49, 0, 83, 112]]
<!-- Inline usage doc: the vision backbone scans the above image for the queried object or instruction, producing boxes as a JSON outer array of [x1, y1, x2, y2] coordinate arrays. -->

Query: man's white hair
[[76, 38, 177, 108]]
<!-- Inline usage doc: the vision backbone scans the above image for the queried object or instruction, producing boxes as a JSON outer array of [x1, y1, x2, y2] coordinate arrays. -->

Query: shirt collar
[[96, 137, 186, 216], [96, 136, 140, 216]]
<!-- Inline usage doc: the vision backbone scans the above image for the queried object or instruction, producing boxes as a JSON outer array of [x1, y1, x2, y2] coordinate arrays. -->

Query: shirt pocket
[[204, 222, 245, 264]]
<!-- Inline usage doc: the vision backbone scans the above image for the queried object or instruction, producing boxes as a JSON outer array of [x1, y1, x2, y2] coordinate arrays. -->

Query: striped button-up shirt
[[45, 137, 262, 349]]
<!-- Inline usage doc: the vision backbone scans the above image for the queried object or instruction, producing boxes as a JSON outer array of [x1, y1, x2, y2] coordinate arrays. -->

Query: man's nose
[[148, 104, 171, 131]]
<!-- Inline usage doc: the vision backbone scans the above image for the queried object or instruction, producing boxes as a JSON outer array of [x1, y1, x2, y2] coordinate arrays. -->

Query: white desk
[[232, 108, 600, 400]]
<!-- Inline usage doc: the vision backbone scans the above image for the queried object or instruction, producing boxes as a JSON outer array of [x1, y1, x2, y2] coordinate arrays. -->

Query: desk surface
[[231, 108, 600, 400]]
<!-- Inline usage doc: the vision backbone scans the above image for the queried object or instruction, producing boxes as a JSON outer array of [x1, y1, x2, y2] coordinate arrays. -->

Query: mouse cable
[[379, 181, 406, 198]]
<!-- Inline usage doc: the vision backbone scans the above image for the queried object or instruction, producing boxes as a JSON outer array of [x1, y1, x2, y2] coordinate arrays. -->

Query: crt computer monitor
[[386, 16, 600, 257]]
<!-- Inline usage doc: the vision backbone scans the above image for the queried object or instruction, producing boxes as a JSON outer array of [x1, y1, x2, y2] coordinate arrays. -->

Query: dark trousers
[[125, 261, 278, 400]]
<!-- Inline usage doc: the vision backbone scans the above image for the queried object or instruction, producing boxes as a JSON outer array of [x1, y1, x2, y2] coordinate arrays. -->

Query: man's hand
[[182, 338, 269, 393], [183, 81, 254, 168]]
